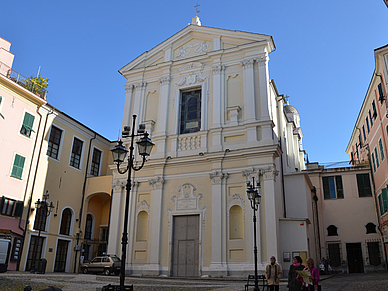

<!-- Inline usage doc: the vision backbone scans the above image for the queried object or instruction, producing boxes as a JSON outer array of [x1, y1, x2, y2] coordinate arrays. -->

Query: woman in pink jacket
[[298, 258, 320, 291]]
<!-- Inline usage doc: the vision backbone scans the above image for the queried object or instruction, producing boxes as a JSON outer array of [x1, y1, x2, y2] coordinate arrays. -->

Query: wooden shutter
[[20, 112, 35, 137], [379, 194, 385, 215], [11, 154, 26, 179], [335, 176, 344, 199], [383, 188, 388, 213], [378, 83, 385, 102], [356, 174, 365, 197], [322, 177, 330, 199], [0, 196, 4, 213], [14, 200, 24, 217]]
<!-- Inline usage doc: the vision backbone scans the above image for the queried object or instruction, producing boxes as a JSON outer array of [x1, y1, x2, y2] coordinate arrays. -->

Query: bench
[[245, 274, 269, 291]]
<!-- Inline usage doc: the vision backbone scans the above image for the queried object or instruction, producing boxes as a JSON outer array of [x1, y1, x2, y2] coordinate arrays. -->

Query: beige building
[[107, 18, 316, 277], [18, 104, 113, 273], [306, 163, 384, 273]]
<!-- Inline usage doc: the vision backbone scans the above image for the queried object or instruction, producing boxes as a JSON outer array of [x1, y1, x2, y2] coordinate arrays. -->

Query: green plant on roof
[[25, 74, 49, 98]]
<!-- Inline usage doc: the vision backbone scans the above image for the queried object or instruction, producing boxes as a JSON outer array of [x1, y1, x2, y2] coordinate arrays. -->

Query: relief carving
[[176, 41, 210, 59], [241, 59, 255, 69], [212, 65, 226, 75], [209, 171, 228, 185], [149, 176, 164, 190]]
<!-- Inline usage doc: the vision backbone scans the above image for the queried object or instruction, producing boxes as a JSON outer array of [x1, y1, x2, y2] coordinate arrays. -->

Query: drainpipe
[[73, 133, 96, 273], [18, 107, 54, 271], [312, 187, 322, 260], [279, 139, 287, 218]]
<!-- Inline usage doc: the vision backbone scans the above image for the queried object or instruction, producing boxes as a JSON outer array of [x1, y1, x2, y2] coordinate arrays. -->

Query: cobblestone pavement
[[0, 272, 387, 291]]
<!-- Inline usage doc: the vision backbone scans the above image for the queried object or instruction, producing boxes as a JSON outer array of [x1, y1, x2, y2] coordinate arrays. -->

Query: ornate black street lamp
[[246, 177, 261, 291], [31, 190, 54, 273], [111, 115, 154, 291]]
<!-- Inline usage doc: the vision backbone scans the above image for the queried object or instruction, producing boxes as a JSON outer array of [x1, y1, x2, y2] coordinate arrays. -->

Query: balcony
[[0, 61, 48, 99]]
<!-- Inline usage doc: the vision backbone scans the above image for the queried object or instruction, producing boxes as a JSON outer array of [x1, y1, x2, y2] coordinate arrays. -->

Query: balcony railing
[[0, 61, 48, 99]]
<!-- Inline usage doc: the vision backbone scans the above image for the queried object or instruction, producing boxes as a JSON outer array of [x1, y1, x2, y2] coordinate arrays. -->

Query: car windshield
[[111, 256, 121, 262]]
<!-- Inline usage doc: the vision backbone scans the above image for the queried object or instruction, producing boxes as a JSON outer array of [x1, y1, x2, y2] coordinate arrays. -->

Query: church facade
[[107, 18, 316, 277]]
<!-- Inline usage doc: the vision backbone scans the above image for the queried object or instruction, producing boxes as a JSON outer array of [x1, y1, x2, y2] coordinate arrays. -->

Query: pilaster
[[208, 170, 228, 276], [122, 85, 134, 129], [147, 176, 165, 275], [107, 180, 125, 256], [127, 181, 139, 273], [257, 55, 271, 120], [241, 59, 256, 122], [133, 82, 147, 128]]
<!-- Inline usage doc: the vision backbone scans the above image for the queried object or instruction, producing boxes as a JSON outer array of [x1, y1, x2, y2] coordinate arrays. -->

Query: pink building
[[0, 37, 47, 270], [346, 44, 388, 267]]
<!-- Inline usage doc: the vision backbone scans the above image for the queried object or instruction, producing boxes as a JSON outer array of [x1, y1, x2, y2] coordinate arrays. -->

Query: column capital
[[112, 179, 126, 191], [149, 176, 164, 190], [257, 55, 269, 66], [262, 165, 278, 181], [212, 65, 226, 75], [134, 81, 147, 90], [159, 76, 171, 85], [209, 170, 228, 185], [240, 59, 255, 69], [125, 84, 134, 93]]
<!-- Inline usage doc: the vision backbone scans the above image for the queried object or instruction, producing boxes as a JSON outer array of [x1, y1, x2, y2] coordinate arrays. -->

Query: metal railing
[[0, 61, 48, 99]]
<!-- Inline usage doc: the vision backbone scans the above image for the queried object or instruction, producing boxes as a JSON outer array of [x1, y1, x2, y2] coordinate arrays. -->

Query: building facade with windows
[[346, 44, 388, 266], [107, 18, 316, 277], [0, 37, 47, 271], [306, 163, 384, 273], [18, 104, 113, 273]]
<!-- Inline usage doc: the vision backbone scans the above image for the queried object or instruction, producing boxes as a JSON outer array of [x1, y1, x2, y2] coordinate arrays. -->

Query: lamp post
[[111, 115, 154, 291], [246, 177, 261, 291], [31, 190, 54, 273]]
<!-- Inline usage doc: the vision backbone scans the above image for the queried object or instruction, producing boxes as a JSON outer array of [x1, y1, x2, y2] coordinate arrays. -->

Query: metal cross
[[194, 3, 201, 16]]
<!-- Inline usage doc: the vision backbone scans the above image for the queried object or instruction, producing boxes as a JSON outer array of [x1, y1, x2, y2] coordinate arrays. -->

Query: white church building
[[107, 17, 316, 277]]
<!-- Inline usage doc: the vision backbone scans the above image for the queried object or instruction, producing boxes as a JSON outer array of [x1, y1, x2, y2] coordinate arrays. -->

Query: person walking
[[299, 257, 320, 291], [288, 256, 305, 291], [265, 256, 283, 291]]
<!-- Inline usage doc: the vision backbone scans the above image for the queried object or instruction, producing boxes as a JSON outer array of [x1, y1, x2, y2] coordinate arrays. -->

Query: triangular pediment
[[119, 25, 275, 74]]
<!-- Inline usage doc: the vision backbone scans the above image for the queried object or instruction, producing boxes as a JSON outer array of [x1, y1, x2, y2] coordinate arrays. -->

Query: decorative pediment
[[119, 25, 275, 74]]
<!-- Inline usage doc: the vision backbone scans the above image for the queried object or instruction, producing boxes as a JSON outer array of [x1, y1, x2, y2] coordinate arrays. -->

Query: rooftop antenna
[[194, 3, 201, 16]]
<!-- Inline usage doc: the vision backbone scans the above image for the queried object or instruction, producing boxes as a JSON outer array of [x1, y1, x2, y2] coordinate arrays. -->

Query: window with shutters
[[365, 222, 377, 234], [372, 100, 377, 119], [69, 137, 83, 169], [369, 110, 373, 127], [378, 188, 388, 216], [356, 174, 372, 197], [11, 154, 26, 179], [90, 148, 102, 176], [327, 225, 338, 236], [366, 117, 370, 133], [33, 204, 48, 231], [179, 89, 201, 134], [322, 176, 344, 199], [1, 197, 16, 216], [47, 126, 63, 160], [378, 83, 385, 103], [374, 147, 380, 169], [59, 208, 72, 236], [327, 243, 341, 267], [0, 96, 4, 120], [20, 112, 35, 138], [367, 242, 381, 266], [372, 152, 377, 173], [85, 214, 93, 240], [379, 138, 385, 161], [362, 126, 366, 142]]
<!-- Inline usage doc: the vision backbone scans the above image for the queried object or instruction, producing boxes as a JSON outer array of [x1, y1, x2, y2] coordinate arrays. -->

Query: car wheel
[[82, 268, 88, 274], [104, 268, 110, 276]]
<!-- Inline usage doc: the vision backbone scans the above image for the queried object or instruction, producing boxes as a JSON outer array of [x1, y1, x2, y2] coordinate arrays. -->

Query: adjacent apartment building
[[346, 44, 388, 266], [306, 163, 384, 273]]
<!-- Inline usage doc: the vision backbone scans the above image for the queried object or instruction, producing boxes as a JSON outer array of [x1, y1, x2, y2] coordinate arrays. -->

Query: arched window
[[59, 208, 72, 235], [85, 214, 93, 240], [136, 211, 148, 242], [33, 204, 48, 231], [229, 205, 243, 240], [327, 225, 338, 236], [366, 222, 377, 234]]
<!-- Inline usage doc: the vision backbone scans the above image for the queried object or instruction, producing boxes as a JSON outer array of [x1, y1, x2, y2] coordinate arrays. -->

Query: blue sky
[[1, 1, 387, 163]]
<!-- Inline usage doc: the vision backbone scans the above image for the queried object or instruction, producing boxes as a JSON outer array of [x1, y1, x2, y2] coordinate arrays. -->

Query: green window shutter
[[375, 147, 380, 168], [378, 83, 385, 102], [14, 200, 24, 218], [20, 112, 35, 137], [372, 152, 377, 172], [356, 174, 365, 197], [335, 176, 344, 199], [378, 194, 384, 215], [383, 188, 388, 213], [322, 177, 330, 199], [379, 139, 385, 161], [11, 154, 26, 179]]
